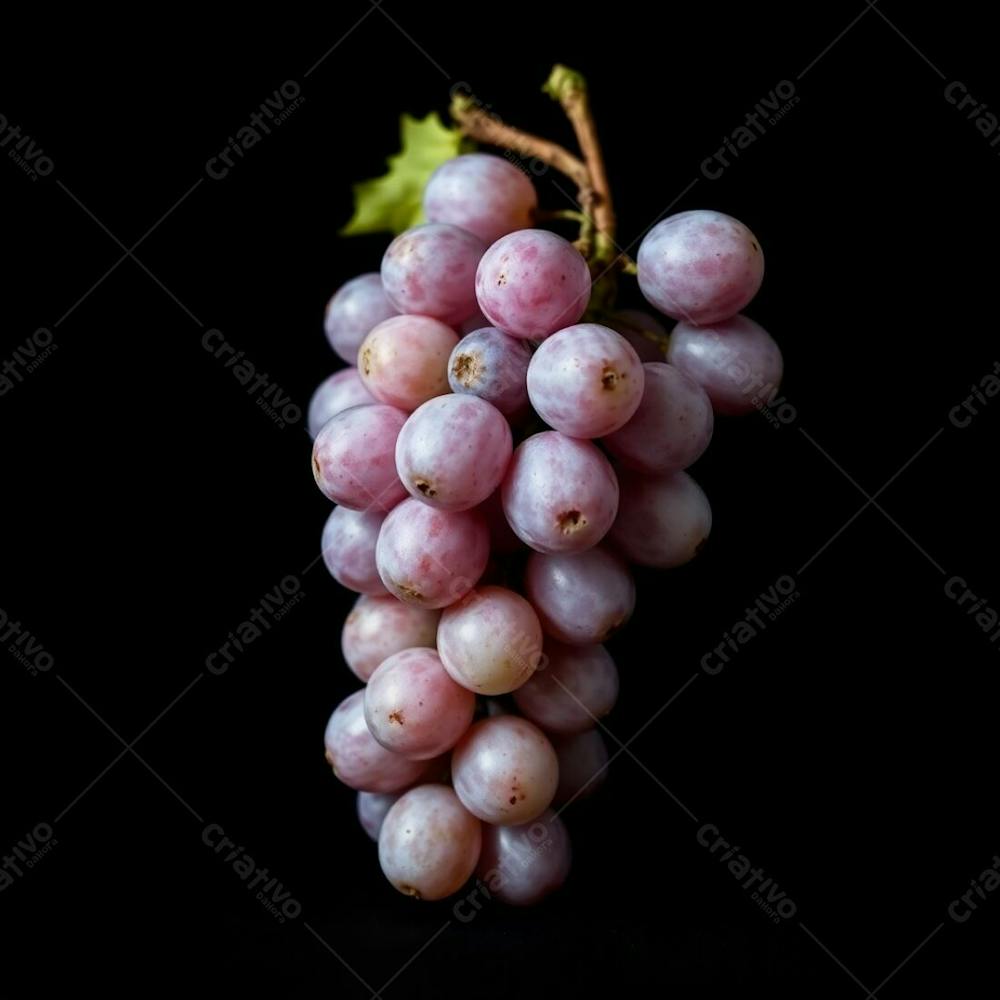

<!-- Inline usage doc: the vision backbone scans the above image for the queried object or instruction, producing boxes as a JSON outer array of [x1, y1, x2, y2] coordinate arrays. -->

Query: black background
[[2, 2, 998, 995]]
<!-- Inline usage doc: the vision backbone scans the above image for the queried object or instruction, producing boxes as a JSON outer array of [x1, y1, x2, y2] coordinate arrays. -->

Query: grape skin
[[637, 209, 764, 325], [375, 499, 489, 608], [475, 230, 591, 340], [381, 224, 485, 326], [395, 394, 513, 511], [341, 594, 440, 683], [526, 323, 645, 438], [307, 368, 376, 439], [324, 273, 399, 365], [608, 309, 668, 363], [357, 791, 399, 842], [448, 327, 532, 417], [552, 729, 609, 806], [320, 506, 386, 595], [423, 153, 538, 246], [378, 784, 482, 900], [312, 403, 408, 511], [603, 362, 714, 473], [667, 313, 783, 415], [501, 431, 619, 554]]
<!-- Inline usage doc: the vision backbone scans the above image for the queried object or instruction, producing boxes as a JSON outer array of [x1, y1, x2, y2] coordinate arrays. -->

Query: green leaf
[[340, 112, 466, 237]]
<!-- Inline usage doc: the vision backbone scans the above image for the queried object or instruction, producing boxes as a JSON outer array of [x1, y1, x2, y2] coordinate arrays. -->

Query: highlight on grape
[[305, 63, 785, 906]]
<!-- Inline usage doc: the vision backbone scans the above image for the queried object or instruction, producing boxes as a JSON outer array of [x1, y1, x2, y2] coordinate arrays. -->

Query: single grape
[[552, 729, 609, 805], [358, 315, 459, 412], [523, 546, 635, 645], [341, 594, 440, 682], [527, 323, 644, 438], [476, 809, 572, 906], [667, 313, 783, 415], [611, 469, 712, 568], [447, 327, 532, 417], [376, 499, 489, 608], [437, 585, 543, 695], [307, 369, 376, 439], [395, 394, 512, 511], [312, 403, 408, 511], [324, 273, 398, 365], [607, 309, 668, 362], [378, 784, 482, 900], [323, 690, 432, 793], [452, 716, 559, 825], [357, 791, 399, 842], [381, 224, 485, 326], [501, 431, 619, 553], [320, 506, 386, 595], [364, 648, 475, 760], [475, 230, 591, 340], [637, 209, 764, 325], [603, 362, 714, 473], [513, 642, 619, 735]]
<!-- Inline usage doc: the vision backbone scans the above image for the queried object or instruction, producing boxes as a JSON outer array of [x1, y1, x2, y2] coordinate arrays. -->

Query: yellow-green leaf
[[340, 112, 466, 237]]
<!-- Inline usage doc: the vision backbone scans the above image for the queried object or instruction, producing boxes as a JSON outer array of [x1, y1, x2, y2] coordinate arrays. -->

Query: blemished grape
[[376, 499, 489, 608], [448, 327, 532, 417], [423, 153, 538, 246], [378, 784, 482, 900], [324, 690, 433, 793], [667, 313, 783, 415], [312, 403, 408, 511], [437, 585, 543, 695], [501, 431, 619, 553], [395, 394, 513, 511], [611, 469, 712, 568], [324, 273, 399, 365], [452, 715, 559, 825], [637, 209, 764, 325], [523, 546, 635, 645], [476, 809, 572, 906], [307, 368, 376, 439], [321, 506, 386, 595], [553, 729, 609, 806], [527, 323, 644, 438], [475, 229, 591, 340], [603, 362, 714, 473], [341, 594, 440, 683], [357, 791, 399, 841], [513, 642, 619, 734], [608, 309, 668, 363], [364, 647, 476, 760], [381, 224, 485, 326], [358, 315, 459, 412]]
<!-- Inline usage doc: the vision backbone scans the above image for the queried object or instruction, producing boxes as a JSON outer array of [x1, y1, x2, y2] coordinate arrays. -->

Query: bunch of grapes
[[309, 89, 781, 906]]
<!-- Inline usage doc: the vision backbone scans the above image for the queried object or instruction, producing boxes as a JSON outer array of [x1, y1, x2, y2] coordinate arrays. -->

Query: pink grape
[[307, 368, 376, 439], [448, 327, 532, 417], [475, 230, 591, 340], [378, 784, 482, 900], [476, 809, 572, 906], [437, 585, 543, 695], [323, 690, 432, 793], [358, 315, 459, 412], [611, 469, 712, 567], [527, 323, 644, 438], [523, 546, 635, 645], [603, 362, 714, 473], [608, 309, 668, 362], [357, 791, 399, 841], [324, 273, 398, 365], [423, 153, 538, 246], [513, 642, 619, 734], [501, 431, 619, 553], [395, 394, 512, 511], [312, 404, 408, 511], [381, 224, 485, 326], [452, 716, 559, 825], [341, 594, 440, 682], [637, 209, 764, 324], [553, 729, 609, 806], [376, 499, 489, 608], [320, 506, 386, 595], [364, 648, 475, 760], [667, 313, 783, 415]]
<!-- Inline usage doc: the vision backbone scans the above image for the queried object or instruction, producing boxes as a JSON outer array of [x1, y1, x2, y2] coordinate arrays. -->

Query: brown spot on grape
[[312, 454, 322, 480], [415, 478, 437, 498], [557, 509, 586, 534], [397, 582, 423, 602], [601, 365, 619, 390], [751, 240, 760, 252], [389, 710, 405, 725], [361, 347, 372, 376], [452, 352, 483, 387], [497, 272, 507, 286], [399, 883, 421, 899], [509, 795, 517, 805]]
